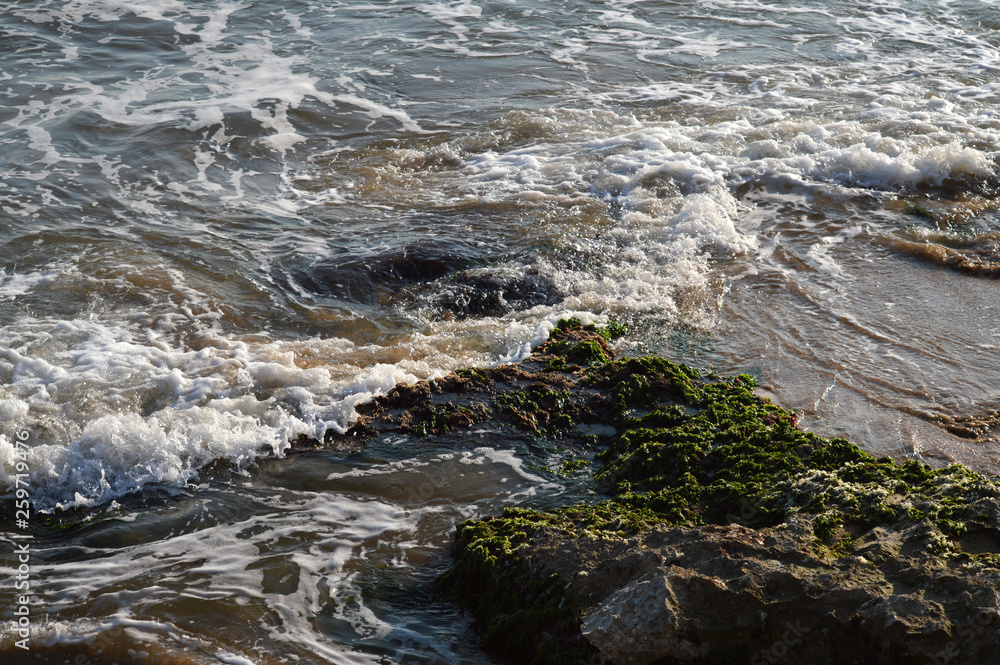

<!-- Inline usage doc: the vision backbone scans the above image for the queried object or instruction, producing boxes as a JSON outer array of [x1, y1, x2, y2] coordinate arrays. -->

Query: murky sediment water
[[1, 0, 999, 661]]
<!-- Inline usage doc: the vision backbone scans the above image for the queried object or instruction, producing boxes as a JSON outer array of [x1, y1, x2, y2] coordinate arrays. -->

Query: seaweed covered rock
[[432, 320, 1000, 665], [308, 317, 625, 447]]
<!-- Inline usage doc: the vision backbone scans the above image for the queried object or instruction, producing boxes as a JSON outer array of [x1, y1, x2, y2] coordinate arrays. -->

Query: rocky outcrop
[[333, 318, 1000, 664], [498, 516, 1000, 665]]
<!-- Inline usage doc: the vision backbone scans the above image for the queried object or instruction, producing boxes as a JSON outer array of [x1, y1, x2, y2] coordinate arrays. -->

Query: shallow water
[[1, 0, 999, 661]]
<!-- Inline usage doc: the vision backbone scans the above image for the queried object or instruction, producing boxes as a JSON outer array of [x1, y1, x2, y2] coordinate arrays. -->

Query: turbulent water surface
[[2, 0, 1000, 661]]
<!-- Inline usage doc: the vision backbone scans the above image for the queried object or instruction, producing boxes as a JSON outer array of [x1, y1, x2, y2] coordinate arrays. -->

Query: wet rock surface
[[301, 319, 619, 447], [285, 241, 478, 303], [431, 267, 563, 318], [516, 517, 1000, 665]]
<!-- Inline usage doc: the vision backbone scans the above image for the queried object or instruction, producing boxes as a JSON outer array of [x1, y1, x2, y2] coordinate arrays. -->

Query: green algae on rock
[[427, 319, 1000, 665], [310, 318, 625, 449]]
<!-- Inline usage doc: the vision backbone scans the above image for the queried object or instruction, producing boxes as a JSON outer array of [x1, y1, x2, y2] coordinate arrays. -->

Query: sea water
[[1, 0, 999, 661]]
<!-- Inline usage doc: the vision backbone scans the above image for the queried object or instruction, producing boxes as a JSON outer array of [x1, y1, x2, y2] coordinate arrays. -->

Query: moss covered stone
[[431, 319, 1000, 665], [317, 318, 627, 448], [437, 509, 594, 665]]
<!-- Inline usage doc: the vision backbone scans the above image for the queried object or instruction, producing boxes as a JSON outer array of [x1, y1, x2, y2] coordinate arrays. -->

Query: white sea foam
[[2, 0, 999, 496], [2, 0, 421, 219], [0, 321, 294, 509], [327, 94, 424, 133], [12, 0, 190, 25], [419, 1, 484, 21], [463, 105, 998, 221], [0, 271, 602, 510], [0, 268, 56, 299]]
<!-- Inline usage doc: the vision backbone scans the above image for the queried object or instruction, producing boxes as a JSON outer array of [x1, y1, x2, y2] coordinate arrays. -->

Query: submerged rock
[[431, 267, 563, 318], [880, 235, 1000, 278], [286, 241, 476, 303]]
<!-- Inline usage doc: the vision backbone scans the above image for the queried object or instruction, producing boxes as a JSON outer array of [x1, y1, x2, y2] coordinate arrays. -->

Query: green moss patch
[[437, 509, 594, 665]]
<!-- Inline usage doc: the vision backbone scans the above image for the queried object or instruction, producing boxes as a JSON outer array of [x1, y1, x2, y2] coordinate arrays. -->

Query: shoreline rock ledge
[[336, 320, 1000, 665]]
